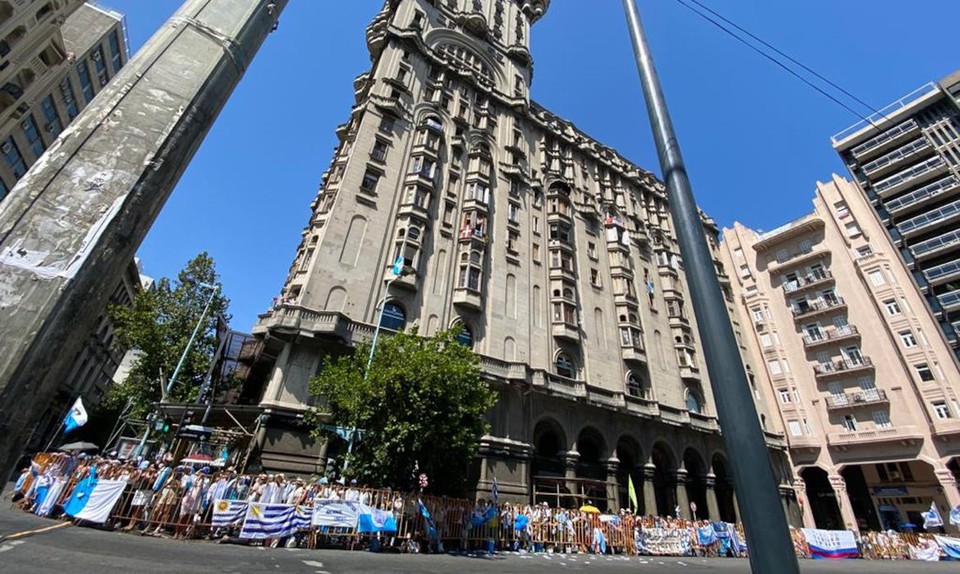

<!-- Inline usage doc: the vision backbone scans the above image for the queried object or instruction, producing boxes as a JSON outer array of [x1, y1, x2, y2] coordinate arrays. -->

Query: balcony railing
[[803, 325, 859, 346], [783, 270, 833, 293], [792, 297, 846, 319], [912, 229, 960, 259], [813, 356, 873, 377], [885, 175, 959, 214], [939, 289, 960, 311], [847, 119, 920, 156], [898, 198, 960, 236], [873, 156, 946, 197], [825, 389, 888, 410], [862, 138, 931, 177], [924, 258, 960, 284]]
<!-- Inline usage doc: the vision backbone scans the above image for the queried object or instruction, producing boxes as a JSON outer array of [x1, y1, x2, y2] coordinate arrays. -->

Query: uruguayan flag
[[357, 505, 397, 533], [212, 499, 248, 527], [63, 471, 127, 524], [63, 397, 88, 433], [239, 503, 296, 540], [936, 535, 960, 559], [293, 505, 312, 530], [35, 478, 66, 517]]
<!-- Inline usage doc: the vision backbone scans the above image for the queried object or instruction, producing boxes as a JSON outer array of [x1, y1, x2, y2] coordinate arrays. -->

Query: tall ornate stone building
[[251, 0, 791, 517]]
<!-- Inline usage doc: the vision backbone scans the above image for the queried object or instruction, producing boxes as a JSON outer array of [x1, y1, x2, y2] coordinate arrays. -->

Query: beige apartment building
[[721, 174, 960, 532], [0, 1, 132, 448], [248, 0, 794, 516]]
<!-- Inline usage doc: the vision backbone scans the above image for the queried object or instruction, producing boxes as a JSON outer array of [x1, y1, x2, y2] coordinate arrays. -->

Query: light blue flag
[[950, 505, 960, 526], [923, 502, 944, 530], [63, 397, 88, 433], [358, 505, 397, 533]]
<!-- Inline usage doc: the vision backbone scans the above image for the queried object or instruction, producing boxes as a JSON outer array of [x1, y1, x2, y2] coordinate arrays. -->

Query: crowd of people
[[5, 451, 950, 560]]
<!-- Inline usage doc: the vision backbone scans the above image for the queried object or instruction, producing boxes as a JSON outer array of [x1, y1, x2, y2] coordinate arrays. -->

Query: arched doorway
[[576, 427, 608, 510], [531, 419, 567, 507], [616, 436, 643, 513], [652, 442, 677, 517], [712, 454, 737, 523], [683, 448, 708, 521], [801, 467, 843, 530]]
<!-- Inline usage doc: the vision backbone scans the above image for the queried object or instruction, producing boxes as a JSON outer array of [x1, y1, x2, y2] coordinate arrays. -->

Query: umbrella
[[58, 441, 98, 452], [580, 504, 601, 514]]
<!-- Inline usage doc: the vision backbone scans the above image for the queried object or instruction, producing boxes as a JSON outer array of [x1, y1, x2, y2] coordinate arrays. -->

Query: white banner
[[312, 500, 361, 528]]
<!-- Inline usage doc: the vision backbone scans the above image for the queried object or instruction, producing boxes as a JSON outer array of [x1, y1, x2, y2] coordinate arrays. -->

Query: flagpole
[[44, 421, 65, 453], [620, 2, 800, 573]]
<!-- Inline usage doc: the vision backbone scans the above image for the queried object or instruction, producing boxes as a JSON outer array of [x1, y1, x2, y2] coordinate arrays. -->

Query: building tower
[[833, 72, 960, 361], [721, 175, 960, 532], [251, 0, 790, 515]]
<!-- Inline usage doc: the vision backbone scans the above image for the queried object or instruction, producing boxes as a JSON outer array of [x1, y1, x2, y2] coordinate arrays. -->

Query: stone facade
[[721, 175, 960, 532], [251, 0, 791, 517]]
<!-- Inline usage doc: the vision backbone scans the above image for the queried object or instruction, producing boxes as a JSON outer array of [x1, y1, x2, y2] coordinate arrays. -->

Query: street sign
[[176, 424, 213, 441], [392, 256, 404, 276]]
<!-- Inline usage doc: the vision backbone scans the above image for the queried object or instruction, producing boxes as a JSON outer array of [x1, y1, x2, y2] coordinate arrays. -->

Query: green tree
[[106, 252, 230, 418], [309, 326, 496, 496]]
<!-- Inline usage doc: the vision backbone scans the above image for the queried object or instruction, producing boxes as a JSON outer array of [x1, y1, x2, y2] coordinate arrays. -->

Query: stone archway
[[801, 467, 843, 530], [616, 435, 643, 513], [652, 442, 677, 517], [712, 454, 737, 523], [683, 448, 709, 521]]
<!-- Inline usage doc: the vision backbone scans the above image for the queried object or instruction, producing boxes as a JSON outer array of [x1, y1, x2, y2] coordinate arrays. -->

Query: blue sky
[[105, 0, 960, 331]]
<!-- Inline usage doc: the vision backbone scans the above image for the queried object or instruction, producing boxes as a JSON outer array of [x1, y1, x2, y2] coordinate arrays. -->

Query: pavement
[[0, 500, 957, 573]]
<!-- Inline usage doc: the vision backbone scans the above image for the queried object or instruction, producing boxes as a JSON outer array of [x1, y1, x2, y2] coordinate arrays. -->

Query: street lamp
[[338, 259, 413, 475], [620, 1, 800, 573], [134, 282, 220, 458]]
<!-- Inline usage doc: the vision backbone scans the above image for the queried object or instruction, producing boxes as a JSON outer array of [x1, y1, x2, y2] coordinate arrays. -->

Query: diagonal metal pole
[[0, 0, 286, 482], [620, 2, 800, 572]]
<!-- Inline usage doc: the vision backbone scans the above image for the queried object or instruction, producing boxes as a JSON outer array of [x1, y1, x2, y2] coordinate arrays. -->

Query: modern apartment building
[[721, 175, 960, 533], [0, 1, 132, 449], [833, 72, 960, 360], [248, 0, 795, 517]]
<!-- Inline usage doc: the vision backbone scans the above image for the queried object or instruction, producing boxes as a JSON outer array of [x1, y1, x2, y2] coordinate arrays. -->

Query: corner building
[[721, 175, 960, 532], [252, 0, 791, 518]]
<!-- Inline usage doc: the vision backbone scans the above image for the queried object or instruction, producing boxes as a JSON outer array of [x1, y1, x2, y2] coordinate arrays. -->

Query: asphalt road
[[1, 501, 957, 573]]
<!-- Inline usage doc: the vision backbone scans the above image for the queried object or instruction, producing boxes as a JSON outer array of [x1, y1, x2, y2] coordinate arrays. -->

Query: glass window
[[899, 330, 917, 348], [0, 177, 8, 203], [555, 353, 574, 378], [108, 30, 123, 71], [21, 114, 44, 158], [77, 61, 95, 103], [916, 363, 935, 382], [59, 78, 80, 119], [685, 390, 702, 414], [2, 136, 26, 179], [934, 401, 951, 420], [455, 323, 473, 347], [883, 299, 901, 315], [40, 95, 62, 135], [379, 302, 405, 331], [92, 47, 109, 86]]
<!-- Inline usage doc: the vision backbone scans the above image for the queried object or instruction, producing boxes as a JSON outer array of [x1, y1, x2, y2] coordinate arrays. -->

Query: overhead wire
[[670, 0, 886, 132]]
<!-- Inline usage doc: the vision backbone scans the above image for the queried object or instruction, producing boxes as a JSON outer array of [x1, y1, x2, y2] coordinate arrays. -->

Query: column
[[828, 474, 859, 532], [675, 467, 690, 520], [779, 485, 796, 527], [605, 457, 621, 511], [730, 481, 741, 523], [704, 472, 720, 522], [934, 467, 960, 532], [643, 463, 658, 516], [562, 450, 580, 503], [795, 479, 815, 528]]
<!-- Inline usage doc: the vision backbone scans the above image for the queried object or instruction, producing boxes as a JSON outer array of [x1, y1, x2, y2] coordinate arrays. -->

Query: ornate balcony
[[803, 325, 860, 348], [783, 270, 834, 295], [792, 297, 846, 321], [813, 356, 874, 379], [825, 389, 888, 410], [827, 426, 923, 449], [453, 287, 482, 311], [552, 321, 580, 341]]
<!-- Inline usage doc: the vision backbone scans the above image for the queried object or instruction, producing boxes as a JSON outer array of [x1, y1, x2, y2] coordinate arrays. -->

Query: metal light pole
[[620, 2, 800, 573], [134, 283, 219, 457]]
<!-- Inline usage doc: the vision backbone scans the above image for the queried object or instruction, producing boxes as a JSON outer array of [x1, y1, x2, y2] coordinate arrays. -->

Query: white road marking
[[302, 560, 324, 567], [0, 540, 25, 553]]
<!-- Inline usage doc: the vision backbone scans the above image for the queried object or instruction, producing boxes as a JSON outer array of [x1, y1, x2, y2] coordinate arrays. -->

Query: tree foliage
[[105, 252, 230, 417], [309, 326, 496, 496]]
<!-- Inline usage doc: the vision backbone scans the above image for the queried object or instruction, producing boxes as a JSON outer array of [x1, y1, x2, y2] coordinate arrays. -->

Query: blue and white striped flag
[[293, 505, 312, 530], [212, 499, 248, 527], [239, 503, 296, 539]]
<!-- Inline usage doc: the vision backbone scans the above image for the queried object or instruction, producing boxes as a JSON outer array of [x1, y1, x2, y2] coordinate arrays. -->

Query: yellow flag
[[628, 474, 639, 513]]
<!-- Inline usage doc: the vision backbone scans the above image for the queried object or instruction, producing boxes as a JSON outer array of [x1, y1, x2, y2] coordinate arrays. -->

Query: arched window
[[407, 226, 421, 241], [627, 370, 649, 399], [455, 322, 473, 347], [380, 302, 406, 331], [555, 352, 574, 378], [685, 389, 702, 414]]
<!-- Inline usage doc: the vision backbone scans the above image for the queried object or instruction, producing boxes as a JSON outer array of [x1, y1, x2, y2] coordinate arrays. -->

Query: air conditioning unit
[[1, 142, 12, 154], [45, 123, 55, 133]]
